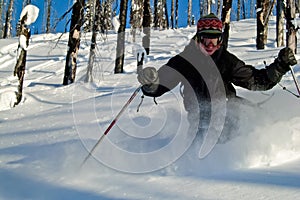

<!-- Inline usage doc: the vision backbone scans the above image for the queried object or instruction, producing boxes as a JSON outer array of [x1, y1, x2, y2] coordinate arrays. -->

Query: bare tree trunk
[[130, 0, 143, 42], [46, 0, 51, 33], [63, 0, 85, 85], [237, 0, 240, 21], [164, 0, 169, 29], [250, 0, 255, 18], [85, 0, 100, 82], [285, 0, 297, 54], [256, 0, 275, 50], [187, 0, 192, 27], [154, 0, 158, 29], [217, 0, 221, 17], [242, 0, 246, 19], [142, 0, 151, 55], [276, 0, 285, 47], [13, 13, 30, 106], [154, 0, 166, 30], [23, 0, 31, 6], [0, 0, 3, 38], [171, 0, 174, 29], [175, 0, 178, 28], [115, 0, 129, 73], [3, 0, 14, 38], [256, 0, 264, 49], [207, 0, 212, 14], [221, 0, 232, 50], [200, 0, 203, 16]]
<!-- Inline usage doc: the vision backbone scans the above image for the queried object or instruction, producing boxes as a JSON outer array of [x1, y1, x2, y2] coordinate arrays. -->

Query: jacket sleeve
[[142, 55, 183, 97], [229, 53, 281, 91]]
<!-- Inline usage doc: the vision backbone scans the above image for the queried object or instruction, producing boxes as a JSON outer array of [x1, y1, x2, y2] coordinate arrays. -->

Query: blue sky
[[8, 0, 255, 35]]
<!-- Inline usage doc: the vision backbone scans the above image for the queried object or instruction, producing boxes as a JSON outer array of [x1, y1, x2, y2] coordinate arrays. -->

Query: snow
[[20, 5, 39, 26], [1, 17, 300, 199]]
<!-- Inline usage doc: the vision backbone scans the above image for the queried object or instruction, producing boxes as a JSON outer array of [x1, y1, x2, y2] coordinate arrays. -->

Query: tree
[[130, 0, 143, 42], [63, 0, 85, 85], [164, 0, 169, 29], [216, 0, 221, 17], [3, 0, 14, 38], [237, 0, 240, 21], [22, 0, 31, 7], [142, 0, 151, 55], [221, 0, 232, 50], [241, 0, 246, 19], [45, 0, 52, 33], [285, 0, 298, 54], [84, 0, 94, 32], [85, 0, 100, 82], [154, 0, 167, 29], [256, 0, 275, 50], [100, 0, 114, 33], [187, 0, 192, 27], [207, 0, 212, 14], [256, 0, 265, 49], [14, 13, 30, 106], [171, 0, 175, 29], [115, 0, 129, 73], [175, 0, 178, 28], [13, 5, 39, 106], [276, 0, 285, 47], [0, 0, 3, 38]]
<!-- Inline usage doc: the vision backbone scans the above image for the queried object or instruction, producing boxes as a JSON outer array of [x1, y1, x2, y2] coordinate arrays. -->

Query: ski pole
[[80, 52, 145, 167], [289, 65, 300, 97], [80, 85, 142, 167]]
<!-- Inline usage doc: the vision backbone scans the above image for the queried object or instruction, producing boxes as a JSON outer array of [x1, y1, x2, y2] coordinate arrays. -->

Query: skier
[[137, 13, 297, 142]]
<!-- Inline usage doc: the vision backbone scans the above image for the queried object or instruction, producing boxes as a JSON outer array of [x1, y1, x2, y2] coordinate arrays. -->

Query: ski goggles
[[197, 33, 222, 46]]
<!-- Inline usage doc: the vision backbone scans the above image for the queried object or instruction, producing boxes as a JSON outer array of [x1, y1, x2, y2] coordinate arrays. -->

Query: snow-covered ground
[[1, 18, 300, 199]]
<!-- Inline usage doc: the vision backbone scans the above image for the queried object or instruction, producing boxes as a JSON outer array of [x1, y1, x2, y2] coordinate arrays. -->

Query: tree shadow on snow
[[0, 168, 125, 200]]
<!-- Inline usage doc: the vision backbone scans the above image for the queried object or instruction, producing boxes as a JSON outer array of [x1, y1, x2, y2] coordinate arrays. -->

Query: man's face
[[198, 36, 222, 56]]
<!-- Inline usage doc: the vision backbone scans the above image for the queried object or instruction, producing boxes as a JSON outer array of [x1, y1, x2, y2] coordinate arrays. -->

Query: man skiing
[[137, 13, 297, 142]]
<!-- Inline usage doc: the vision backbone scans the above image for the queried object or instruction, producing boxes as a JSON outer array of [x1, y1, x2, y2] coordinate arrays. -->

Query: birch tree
[[0, 0, 3, 38], [285, 0, 298, 53], [164, 0, 169, 29], [276, 0, 285, 47], [237, 0, 240, 21], [171, 0, 175, 29], [175, 0, 178, 28], [13, 5, 39, 106], [154, 0, 167, 29], [256, 0, 265, 49], [3, 0, 14, 38], [45, 0, 51, 33], [256, 0, 275, 50], [207, 0, 212, 14], [221, 0, 232, 50], [142, 0, 151, 55], [22, 0, 31, 7], [187, 0, 192, 27], [217, 0, 221, 17], [130, 0, 143, 42], [63, 0, 85, 85], [115, 0, 129, 73], [85, 0, 100, 82]]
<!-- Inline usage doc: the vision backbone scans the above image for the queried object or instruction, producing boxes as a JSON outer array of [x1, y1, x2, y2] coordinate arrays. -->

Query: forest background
[[0, 0, 274, 36]]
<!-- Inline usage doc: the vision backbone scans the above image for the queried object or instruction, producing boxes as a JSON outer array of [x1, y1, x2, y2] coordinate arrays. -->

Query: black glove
[[277, 47, 297, 71], [137, 67, 159, 93], [137, 67, 159, 86]]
